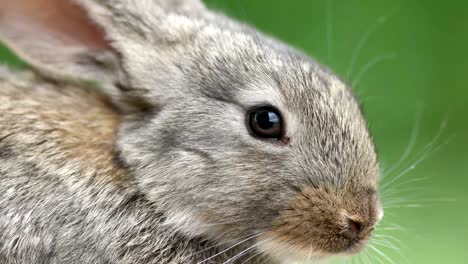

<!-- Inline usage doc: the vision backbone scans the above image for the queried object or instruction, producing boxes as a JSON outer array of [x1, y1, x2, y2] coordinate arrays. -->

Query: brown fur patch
[[260, 185, 379, 258], [0, 73, 124, 184]]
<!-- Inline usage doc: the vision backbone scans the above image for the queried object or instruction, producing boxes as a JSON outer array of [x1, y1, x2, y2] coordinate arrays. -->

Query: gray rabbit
[[0, 0, 383, 263]]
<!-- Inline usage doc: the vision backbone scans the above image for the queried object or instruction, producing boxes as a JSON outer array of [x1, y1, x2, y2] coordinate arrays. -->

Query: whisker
[[225, 221, 307, 264], [370, 238, 399, 251], [376, 223, 407, 233], [362, 249, 374, 264], [381, 105, 423, 179], [306, 241, 314, 263], [345, 8, 399, 79], [238, 249, 264, 264], [368, 244, 395, 264], [352, 52, 396, 88], [382, 188, 428, 203], [240, 235, 308, 264], [197, 217, 257, 228], [381, 120, 449, 190], [381, 177, 429, 196], [256, 254, 273, 264], [220, 236, 276, 264], [384, 200, 455, 208], [373, 234, 402, 245], [372, 239, 403, 258], [371, 234, 409, 263], [375, 227, 405, 232], [196, 232, 264, 264], [188, 232, 263, 259], [368, 250, 386, 264], [384, 196, 456, 204], [356, 249, 367, 264], [382, 184, 456, 207]]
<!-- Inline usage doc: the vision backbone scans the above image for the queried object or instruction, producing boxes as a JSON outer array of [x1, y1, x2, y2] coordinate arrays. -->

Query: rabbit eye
[[248, 106, 283, 139]]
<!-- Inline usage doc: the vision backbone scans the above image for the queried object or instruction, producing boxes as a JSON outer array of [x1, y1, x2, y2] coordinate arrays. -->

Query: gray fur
[[0, 0, 382, 263]]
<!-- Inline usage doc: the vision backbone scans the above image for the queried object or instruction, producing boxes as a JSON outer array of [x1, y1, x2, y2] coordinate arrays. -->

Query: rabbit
[[0, 0, 384, 263]]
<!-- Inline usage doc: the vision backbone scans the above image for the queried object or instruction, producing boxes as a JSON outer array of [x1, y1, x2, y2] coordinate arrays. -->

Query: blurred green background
[[1, 0, 466, 263]]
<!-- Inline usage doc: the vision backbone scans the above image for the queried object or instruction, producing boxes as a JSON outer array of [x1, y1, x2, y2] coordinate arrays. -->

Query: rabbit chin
[[255, 237, 329, 264], [255, 236, 371, 264]]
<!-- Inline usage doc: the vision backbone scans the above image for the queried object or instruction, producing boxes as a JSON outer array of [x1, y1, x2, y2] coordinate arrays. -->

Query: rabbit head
[[0, 0, 383, 261]]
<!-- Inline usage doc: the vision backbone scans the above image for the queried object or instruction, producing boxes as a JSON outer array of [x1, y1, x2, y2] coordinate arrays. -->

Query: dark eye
[[248, 106, 283, 139]]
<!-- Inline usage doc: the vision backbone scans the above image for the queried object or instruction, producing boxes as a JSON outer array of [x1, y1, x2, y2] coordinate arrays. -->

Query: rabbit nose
[[341, 218, 363, 239]]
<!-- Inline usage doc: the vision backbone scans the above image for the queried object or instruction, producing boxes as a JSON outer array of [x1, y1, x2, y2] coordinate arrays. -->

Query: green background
[[1, 0, 467, 263]]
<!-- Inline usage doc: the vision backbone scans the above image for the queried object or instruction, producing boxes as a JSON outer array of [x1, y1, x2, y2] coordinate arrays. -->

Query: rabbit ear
[[0, 0, 211, 111], [0, 0, 119, 86]]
